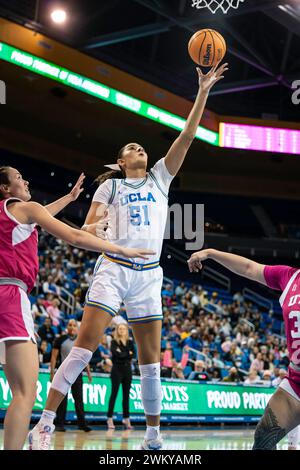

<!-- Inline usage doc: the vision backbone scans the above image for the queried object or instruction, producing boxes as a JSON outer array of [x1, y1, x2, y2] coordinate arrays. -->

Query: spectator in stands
[[37, 317, 56, 345], [162, 341, 174, 377], [211, 350, 224, 369], [38, 340, 51, 367], [166, 325, 181, 345], [188, 360, 210, 381], [43, 275, 60, 296], [233, 292, 244, 303], [46, 298, 63, 328], [199, 289, 209, 307], [191, 290, 201, 308], [219, 318, 232, 337], [271, 368, 287, 387], [99, 334, 111, 360], [52, 263, 65, 285], [222, 367, 241, 383], [262, 370, 272, 385], [221, 337, 232, 360], [172, 363, 185, 379], [32, 295, 48, 324], [44, 293, 56, 309], [175, 282, 187, 299], [229, 341, 242, 364], [51, 319, 92, 432], [180, 326, 191, 343], [90, 335, 111, 371], [184, 329, 202, 351], [251, 352, 264, 373], [162, 284, 173, 298], [97, 358, 113, 374], [215, 300, 226, 316], [244, 369, 261, 385]]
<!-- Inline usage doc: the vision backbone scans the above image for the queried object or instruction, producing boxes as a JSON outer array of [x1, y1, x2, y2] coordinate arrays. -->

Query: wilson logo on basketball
[[203, 44, 212, 66]]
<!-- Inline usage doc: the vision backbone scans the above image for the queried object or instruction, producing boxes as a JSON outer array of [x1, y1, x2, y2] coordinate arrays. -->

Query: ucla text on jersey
[[120, 192, 156, 206]]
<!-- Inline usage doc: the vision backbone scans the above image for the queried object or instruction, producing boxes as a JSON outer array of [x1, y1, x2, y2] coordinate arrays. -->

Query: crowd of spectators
[[31, 232, 288, 386]]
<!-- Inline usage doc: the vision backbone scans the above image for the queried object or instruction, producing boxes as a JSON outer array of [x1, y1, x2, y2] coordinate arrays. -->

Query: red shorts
[[0, 285, 36, 363]]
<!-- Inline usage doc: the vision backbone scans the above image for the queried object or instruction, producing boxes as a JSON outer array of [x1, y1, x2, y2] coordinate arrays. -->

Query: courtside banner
[[0, 370, 274, 421]]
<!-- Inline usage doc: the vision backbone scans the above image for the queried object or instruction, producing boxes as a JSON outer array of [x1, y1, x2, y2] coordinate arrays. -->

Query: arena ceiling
[[0, 0, 300, 121], [0, 0, 299, 199]]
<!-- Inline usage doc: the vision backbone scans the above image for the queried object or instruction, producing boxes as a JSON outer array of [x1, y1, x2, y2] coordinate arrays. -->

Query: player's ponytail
[[0, 166, 10, 200], [94, 169, 124, 186]]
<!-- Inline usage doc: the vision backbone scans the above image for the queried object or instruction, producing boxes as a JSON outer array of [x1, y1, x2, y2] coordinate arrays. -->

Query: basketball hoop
[[191, 0, 244, 14]]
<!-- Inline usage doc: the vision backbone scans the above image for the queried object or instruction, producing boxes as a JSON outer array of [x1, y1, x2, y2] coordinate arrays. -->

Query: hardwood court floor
[[0, 427, 293, 450]]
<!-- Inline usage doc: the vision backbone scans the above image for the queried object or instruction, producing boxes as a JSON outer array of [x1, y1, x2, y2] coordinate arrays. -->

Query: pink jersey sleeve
[[264, 265, 297, 291]]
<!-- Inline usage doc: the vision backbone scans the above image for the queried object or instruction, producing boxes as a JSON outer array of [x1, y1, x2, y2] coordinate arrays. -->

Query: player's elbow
[[180, 131, 194, 144], [245, 261, 259, 281]]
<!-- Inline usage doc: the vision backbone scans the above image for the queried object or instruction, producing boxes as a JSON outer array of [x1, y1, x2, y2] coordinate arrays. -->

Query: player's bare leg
[[45, 305, 112, 411], [29, 306, 112, 449], [3, 340, 39, 449], [253, 388, 300, 450]]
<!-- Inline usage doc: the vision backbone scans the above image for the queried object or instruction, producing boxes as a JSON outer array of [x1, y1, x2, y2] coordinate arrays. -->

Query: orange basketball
[[188, 29, 226, 67]]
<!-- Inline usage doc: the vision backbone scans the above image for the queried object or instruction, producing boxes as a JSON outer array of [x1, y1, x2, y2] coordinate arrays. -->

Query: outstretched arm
[[45, 173, 85, 216], [187, 248, 266, 285], [164, 62, 228, 176], [15, 201, 154, 260]]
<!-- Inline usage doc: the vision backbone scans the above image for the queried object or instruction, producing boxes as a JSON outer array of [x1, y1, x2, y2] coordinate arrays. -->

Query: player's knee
[[12, 388, 36, 408], [64, 347, 92, 380], [52, 347, 92, 395], [140, 363, 162, 416]]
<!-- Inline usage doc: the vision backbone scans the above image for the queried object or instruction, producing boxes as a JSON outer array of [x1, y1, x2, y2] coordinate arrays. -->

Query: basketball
[[188, 29, 226, 67]]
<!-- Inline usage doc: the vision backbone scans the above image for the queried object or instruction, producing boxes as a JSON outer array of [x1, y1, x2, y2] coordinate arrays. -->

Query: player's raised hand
[[197, 62, 229, 92], [69, 173, 85, 201]]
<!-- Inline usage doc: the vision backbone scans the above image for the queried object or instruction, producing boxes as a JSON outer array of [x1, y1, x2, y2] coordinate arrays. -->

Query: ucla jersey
[[92, 158, 174, 264]]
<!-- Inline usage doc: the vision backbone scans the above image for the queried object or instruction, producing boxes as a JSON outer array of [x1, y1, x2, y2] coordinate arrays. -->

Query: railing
[[242, 287, 273, 310], [273, 332, 286, 343], [201, 266, 231, 293], [162, 276, 174, 291], [164, 244, 188, 264], [164, 244, 231, 293], [59, 286, 75, 315], [187, 347, 213, 367], [239, 318, 255, 331]]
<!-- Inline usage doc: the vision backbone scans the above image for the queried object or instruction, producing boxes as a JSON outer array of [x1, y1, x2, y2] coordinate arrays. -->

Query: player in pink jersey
[[188, 248, 300, 450], [0, 166, 152, 449]]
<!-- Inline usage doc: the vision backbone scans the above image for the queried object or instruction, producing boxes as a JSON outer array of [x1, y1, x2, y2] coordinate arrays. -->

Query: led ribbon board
[[0, 42, 218, 146], [220, 122, 300, 155]]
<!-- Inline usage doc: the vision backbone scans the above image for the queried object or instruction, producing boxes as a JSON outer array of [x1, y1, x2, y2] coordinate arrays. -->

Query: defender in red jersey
[[0, 166, 152, 449], [188, 248, 300, 450]]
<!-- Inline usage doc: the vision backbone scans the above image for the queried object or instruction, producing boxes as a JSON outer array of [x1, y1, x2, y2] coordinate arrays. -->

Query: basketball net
[[191, 0, 244, 14]]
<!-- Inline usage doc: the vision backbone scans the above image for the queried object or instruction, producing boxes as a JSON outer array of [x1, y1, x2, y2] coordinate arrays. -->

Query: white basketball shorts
[[85, 254, 163, 324]]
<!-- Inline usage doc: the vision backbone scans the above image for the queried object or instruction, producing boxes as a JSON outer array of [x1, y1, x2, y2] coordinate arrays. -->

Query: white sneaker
[[28, 423, 55, 450], [140, 437, 163, 450]]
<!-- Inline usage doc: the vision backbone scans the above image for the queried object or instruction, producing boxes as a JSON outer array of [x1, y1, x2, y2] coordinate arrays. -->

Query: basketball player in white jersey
[[30, 61, 228, 450]]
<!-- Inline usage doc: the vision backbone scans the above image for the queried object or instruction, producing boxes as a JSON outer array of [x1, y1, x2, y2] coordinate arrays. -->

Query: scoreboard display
[[220, 122, 300, 155]]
